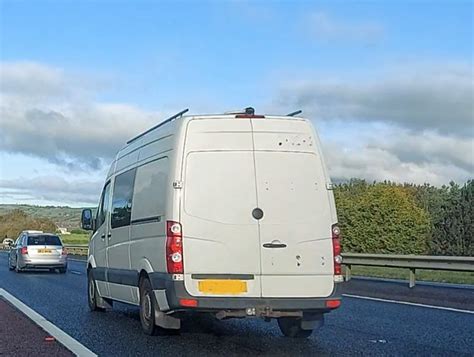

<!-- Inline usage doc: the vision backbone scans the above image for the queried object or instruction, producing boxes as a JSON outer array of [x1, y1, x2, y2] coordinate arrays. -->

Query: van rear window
[[27, 235, 62, 246]]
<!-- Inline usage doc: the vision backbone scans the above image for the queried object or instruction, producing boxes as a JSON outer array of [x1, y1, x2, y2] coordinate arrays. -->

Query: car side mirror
[[81, 209, 94, 230]]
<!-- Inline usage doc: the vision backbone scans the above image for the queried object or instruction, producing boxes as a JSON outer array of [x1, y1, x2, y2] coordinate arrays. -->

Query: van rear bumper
[[150, 273, 341, 313]]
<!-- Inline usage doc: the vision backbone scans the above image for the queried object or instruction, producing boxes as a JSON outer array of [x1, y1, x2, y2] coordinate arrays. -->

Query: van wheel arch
[[138, 270, 150, 286]]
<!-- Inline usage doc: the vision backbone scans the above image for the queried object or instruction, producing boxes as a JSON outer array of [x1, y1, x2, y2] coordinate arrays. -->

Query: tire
[[59, 266, 67, 274], [139, 277, 157, 335], [88, 270, 105, 312], [278, 317, 313, 338], [8, 256, 14, 271]]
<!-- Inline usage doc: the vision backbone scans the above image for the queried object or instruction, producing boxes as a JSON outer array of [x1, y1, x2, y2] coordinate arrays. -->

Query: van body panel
[[115, 150, 140, 173], [249, 118, 336, 297], [253, 151, 334, 297], [137, 135, 174, 163], [183, 118, 253, 152], [181, 149, 262, 297], [251, 118, 316, 153], [181, 118, 261, 297]]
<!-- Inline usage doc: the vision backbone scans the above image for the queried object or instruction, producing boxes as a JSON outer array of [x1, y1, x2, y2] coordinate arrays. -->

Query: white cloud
[[320, 123, 473, 186], [0, 175, 102, 206], [306, 11, 384, 43], [277, 63, 474, 136], [0, 61, 160, 169]]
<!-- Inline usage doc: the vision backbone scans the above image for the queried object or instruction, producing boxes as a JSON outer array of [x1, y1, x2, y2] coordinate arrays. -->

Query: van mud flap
[[154, 310, 181, 330]]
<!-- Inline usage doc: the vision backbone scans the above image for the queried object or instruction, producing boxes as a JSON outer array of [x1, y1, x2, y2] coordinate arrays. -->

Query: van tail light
[[166, 221, 183, 274], [332, 224, 342, 276], [62, 247, 68, 256], [20, 246, 28, 255], [326, 299, 341, 309]]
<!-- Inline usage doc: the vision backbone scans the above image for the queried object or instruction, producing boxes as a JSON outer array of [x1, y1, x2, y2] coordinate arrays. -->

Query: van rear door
[[252, 119, 335, 298], [181, 119, 262, 297]]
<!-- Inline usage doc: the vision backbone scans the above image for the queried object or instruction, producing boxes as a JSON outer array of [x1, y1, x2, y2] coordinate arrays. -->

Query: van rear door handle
[[263, 242, 287, 249]]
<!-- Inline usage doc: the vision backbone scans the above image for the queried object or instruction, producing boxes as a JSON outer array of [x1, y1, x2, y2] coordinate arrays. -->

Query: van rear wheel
[[139, 277, 157, 335], [277, 317, 313, 338], [88, 270, 105, 312]]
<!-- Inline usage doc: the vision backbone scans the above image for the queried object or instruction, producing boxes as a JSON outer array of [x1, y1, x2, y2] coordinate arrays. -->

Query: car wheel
[[59, 267, 67, 274], [277, 317, 313, 338], [88, 270, 105, 312], [8, 257, 14, 271], [139, 277, 157, 335]]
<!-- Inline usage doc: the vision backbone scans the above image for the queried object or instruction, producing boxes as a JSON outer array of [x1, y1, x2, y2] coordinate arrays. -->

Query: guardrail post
[[345, 264, 352, 281], [409, 268, 416, 288]]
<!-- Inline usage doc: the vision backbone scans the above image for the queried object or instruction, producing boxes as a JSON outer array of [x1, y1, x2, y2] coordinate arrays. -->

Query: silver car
[[8, 231, 67, 273]]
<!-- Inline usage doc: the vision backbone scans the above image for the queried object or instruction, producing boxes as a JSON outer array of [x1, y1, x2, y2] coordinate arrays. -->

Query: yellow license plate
[[38, 249, 52, 253], [198, 280, 247, 295]]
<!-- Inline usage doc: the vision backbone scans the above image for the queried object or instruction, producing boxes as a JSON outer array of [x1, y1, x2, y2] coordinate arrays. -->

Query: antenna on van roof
[[287, 110, 302, 117], [127, 108, 189, 144]]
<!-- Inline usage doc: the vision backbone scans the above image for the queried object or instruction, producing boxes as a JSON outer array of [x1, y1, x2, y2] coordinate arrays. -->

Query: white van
[[81, 108, 342, 338]]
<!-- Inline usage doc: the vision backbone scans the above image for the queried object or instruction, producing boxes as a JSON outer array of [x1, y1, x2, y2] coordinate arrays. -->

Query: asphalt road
[[0, 252, 473, 356]]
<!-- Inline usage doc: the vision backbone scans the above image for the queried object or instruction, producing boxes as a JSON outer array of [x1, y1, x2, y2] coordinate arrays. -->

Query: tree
[[0, 209, 57, 239], [429, 181, 473, 256], [334, 180, 430, 254]]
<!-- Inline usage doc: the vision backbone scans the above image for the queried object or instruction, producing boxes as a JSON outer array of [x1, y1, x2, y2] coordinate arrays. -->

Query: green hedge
[[334, 180, 473, 256]]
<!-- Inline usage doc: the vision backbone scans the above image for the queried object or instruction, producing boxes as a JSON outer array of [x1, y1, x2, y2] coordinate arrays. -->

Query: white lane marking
[[69, 270, 82, 275], [343, 293, 474, 314], [0, 288, 97, 357]]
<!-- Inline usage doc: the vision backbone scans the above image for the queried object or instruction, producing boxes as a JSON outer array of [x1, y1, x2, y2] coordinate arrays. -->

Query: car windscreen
[[27, 235, 62, 246]]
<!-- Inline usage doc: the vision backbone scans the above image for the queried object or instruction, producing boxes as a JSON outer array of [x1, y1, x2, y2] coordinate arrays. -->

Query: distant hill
[[0, 204, 90, 230]]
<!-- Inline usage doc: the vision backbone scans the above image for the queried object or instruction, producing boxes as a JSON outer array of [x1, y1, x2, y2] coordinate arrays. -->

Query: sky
[[0, 0, 473, 207]]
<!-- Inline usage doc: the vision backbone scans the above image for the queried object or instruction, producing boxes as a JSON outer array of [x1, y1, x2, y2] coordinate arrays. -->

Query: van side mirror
[[81, 209, 94, 230]]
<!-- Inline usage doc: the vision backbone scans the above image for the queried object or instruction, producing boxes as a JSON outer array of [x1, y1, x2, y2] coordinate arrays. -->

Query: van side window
[[131, 158, 169, 222], [97, 182, 111, 228], [111, 168, 136, 229]]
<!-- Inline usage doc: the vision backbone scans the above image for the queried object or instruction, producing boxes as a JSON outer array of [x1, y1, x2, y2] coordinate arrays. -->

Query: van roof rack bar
[[287, 110, 302, 117], [127, 108, 189, 144]]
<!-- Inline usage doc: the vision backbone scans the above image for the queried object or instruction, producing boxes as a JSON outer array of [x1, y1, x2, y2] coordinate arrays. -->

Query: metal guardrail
[[3, 244, 471, 288], [64, 244, 89, 256], [1, 244, 89, 255], [342, 253, 474, 288]]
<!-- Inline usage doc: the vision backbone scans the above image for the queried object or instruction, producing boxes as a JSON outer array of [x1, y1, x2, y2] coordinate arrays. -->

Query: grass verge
[[59, 233, 90, 245], [346, 265, 474, 285]]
